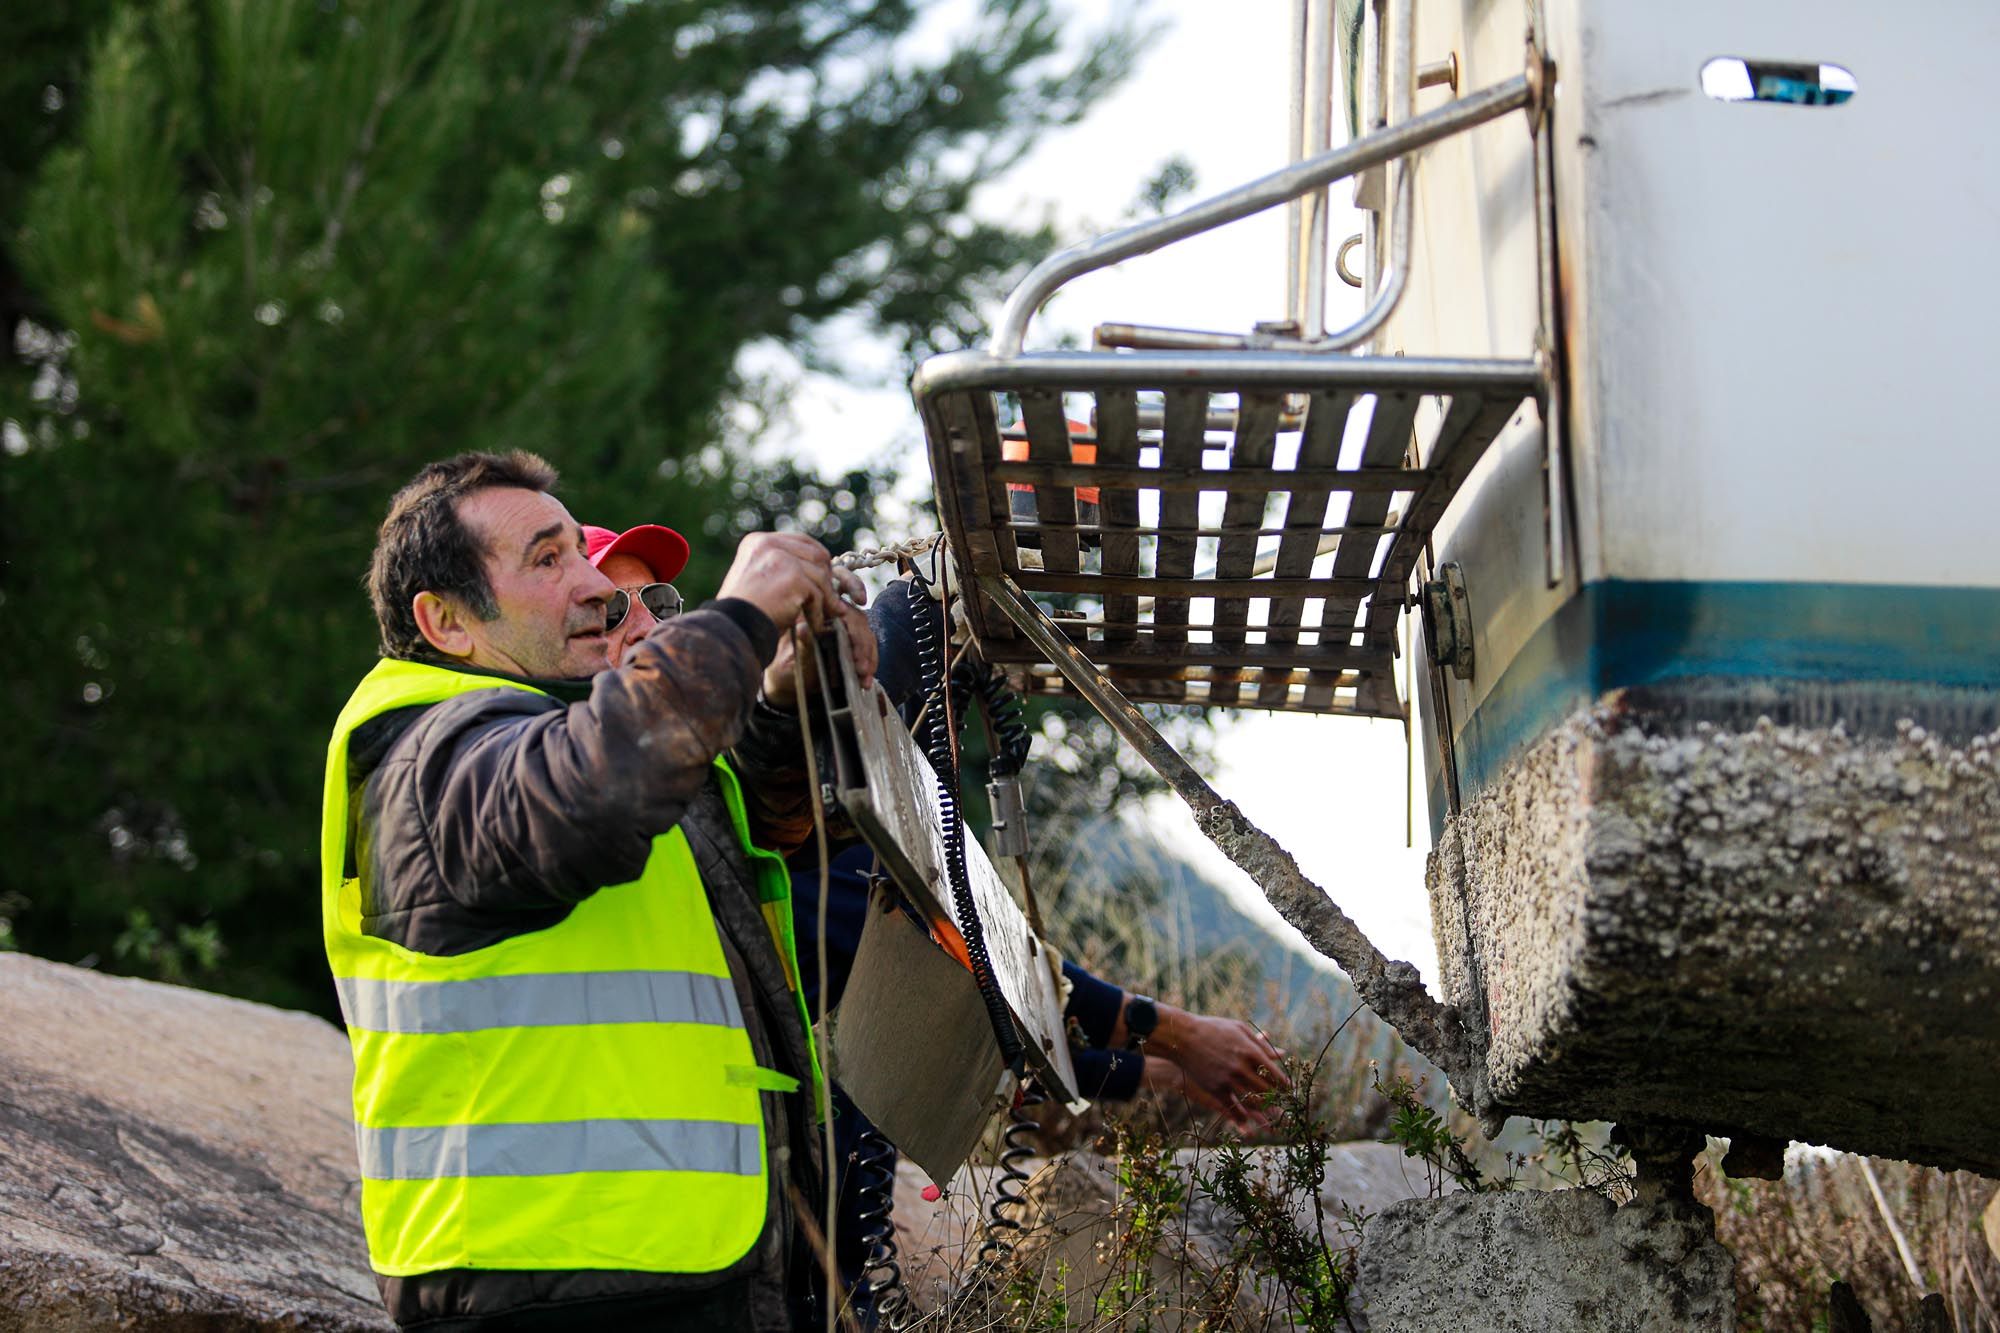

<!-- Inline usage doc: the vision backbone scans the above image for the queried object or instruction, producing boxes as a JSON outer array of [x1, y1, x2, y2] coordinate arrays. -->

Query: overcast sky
[[744, 1, 1442, 989]]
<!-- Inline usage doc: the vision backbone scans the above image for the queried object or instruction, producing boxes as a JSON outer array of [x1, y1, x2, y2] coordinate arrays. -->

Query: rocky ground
[[0, 952, 387, 1331], [0, 951, 1760, 1331]]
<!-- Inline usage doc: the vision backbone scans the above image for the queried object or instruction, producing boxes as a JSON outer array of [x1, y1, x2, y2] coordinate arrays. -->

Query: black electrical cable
[[849, 1126, 913, 1328], [969, 663, 1032, 779], [943, 1077, 1047, 1316], [975, 1080, 1045, 1269], [907, 568, 1025, 1074]]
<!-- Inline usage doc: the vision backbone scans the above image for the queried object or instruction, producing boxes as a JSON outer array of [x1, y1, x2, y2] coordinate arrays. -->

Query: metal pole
[[987, 73, 1534, 358], [914, 349, 1543, 397], [1531, 45, 1571, 589], [975, 570, 1472, 1080], [1295, 0, 1336, 336], [1285, 0, 1308, 324], [1315, 0, 1415, 352]]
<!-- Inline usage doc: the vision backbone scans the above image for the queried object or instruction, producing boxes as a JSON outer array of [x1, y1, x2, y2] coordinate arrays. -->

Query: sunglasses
[[604, 582, 683, 632]]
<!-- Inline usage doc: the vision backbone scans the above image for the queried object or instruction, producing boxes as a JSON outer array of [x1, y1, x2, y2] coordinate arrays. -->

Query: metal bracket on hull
[[1422, 561, 1475, 679]]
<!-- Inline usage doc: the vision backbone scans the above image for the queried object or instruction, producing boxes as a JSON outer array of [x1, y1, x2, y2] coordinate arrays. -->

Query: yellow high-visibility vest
[[320, 657, 816, 1276]]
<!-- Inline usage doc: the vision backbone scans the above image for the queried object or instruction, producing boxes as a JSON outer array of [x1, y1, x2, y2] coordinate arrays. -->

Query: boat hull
[[1391, 0, 2000, 1165]]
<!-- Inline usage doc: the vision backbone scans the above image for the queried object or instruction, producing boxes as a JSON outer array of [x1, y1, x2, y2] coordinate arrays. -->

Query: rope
[[790, 629, 842, 1333]]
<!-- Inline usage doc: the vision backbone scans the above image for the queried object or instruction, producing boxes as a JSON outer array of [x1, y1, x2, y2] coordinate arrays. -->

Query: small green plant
[[1094, 1124, 1187, 1332], [1527, 1120, 1635, 1201], [1004, 1256, 1071, 1332], [1203, 1050, 1364, 1331], [1371, 1066, 1501, 1196], [0, 890, 26, 952]]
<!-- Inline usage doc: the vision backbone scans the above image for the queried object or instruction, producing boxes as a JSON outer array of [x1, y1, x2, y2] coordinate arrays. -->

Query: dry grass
[[1698, 1148, 2000, 1332]]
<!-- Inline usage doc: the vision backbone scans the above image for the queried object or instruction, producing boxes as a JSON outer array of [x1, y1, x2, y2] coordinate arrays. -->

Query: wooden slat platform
[[915, 350, 1541, 716]]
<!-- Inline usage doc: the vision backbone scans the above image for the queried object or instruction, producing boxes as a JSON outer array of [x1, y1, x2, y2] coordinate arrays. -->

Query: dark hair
[[368, 450, 560, 660]]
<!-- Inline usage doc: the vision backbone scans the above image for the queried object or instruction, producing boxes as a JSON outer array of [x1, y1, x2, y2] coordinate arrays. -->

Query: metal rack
[[917, 353, 1540, 716], [906, 0, 1558, 1084], [914, 0, 1548, 720]]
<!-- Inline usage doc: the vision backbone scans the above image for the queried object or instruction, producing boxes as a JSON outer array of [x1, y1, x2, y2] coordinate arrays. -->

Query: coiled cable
[[849, 1125, 913, 1328], [969, 663, 1032, 779], [908, 564, 1026, 1075], [945, 1078, 1048, 1314], [975, 1080, 1046, 1269]]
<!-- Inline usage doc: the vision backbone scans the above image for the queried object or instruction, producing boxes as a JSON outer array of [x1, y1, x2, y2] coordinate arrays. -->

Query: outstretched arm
[[408, 531, 851, 906], [729, 565, 878, 855]]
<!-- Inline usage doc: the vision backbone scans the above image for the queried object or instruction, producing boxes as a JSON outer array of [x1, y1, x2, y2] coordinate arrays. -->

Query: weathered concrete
[[1353, 1190, 1735, 1332], [1429, 681, 2000, 1174], [0, 953, 388, 1331]]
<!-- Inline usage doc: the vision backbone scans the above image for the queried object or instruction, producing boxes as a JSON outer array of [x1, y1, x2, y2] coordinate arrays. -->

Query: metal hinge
[[1422, 561, 1475, 680]]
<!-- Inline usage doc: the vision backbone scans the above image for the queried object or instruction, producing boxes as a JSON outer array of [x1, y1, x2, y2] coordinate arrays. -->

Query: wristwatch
[[1122, 993, 1158, 1050]]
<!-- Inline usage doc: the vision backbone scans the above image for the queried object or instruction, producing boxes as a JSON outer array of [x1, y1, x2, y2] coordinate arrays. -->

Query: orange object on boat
[[928, 913, 975, 974], [1002, 419, 1100, 507]]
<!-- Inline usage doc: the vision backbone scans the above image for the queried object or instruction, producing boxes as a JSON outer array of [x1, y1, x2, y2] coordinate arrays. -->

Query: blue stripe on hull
[[1433, 580, 2000, 835]]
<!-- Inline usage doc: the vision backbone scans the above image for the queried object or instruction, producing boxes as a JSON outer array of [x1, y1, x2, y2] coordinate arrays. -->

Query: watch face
[[1126, 995, 1158, 1045]]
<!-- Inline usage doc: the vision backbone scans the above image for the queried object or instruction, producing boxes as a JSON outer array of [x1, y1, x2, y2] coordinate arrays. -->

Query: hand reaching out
[[1146, 1004, 1291, 1133], [1141, 1052, 1281, 1134]]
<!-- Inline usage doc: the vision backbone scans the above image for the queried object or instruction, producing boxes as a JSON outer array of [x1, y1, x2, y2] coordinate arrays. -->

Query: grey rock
[[903, 1141, 1441, 1329], [0, 952, 388, 1331], [1353, 1190, 1735, 1332]]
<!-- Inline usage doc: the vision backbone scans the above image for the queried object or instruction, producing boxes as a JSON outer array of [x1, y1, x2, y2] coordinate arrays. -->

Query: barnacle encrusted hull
[[1429, 679, 2000, 1175]]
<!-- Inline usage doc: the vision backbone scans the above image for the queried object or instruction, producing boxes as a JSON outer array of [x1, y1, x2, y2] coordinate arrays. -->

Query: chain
[[832, 532, 942, 572]]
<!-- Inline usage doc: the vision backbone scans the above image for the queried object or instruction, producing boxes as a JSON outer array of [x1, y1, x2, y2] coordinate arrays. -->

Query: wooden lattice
[[916, 351, 1541, 716]]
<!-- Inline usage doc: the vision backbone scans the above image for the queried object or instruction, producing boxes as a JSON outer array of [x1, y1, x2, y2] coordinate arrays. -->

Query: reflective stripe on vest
[[335, 970, 744, 1034], [356, 1118, 763, 1180], [321, 657, 809, 1278]]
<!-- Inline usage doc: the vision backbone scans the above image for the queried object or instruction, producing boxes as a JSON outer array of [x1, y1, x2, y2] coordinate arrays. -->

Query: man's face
[[452, 487, 617, 679], [598, 551, 664, 671]]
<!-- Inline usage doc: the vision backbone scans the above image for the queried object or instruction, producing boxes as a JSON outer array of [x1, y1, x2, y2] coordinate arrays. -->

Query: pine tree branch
[[314, 81, 395, 271]]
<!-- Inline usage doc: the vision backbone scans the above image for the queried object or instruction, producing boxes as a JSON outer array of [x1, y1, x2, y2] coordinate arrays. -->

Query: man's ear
[[412, 591, 475, 660]]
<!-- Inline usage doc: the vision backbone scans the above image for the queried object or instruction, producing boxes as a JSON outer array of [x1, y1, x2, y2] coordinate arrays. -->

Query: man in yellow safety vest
[[321, 450, 875, 1332]]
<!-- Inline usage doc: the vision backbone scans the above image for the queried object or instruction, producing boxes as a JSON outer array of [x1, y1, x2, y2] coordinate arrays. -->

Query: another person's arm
[[728, 565, 877, 856], [1061, 960, 1291, 1132]]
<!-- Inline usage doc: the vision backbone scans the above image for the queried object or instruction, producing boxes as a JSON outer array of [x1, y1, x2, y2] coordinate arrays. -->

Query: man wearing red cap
[[589, 523, 1290, 1319], [322, 451, 876, 1333]]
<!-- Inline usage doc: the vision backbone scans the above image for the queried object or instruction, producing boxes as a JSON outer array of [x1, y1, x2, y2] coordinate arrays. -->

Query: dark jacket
[[340, 600, 818, 1333]]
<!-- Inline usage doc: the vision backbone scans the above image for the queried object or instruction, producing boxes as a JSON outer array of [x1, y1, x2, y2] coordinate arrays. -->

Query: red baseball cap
[[583, 523, 691, 582]]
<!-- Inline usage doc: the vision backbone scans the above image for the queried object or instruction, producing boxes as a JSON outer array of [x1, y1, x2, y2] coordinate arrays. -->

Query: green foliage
[[1371, 1067, 1501, 1197], [703, 451, 895, 556], [1135, 156, 1197, 216], [1203, 1049, 1365, 1331], [1004, 1256, 1071, 1332], [0, 0, 1140, 1011], [1094, 1123, 1187, 1332], [113, 907, 225, 985], [1525, 1119, 1634, 1200]]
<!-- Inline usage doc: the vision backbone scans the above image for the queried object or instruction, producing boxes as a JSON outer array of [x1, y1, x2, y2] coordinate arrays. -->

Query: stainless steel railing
[[988, 0, 1531, 359]]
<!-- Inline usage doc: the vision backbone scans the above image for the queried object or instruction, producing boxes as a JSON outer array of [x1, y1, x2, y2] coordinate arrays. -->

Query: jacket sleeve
[[405, 605, 776, 911], [728, 699, 817, 857]]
